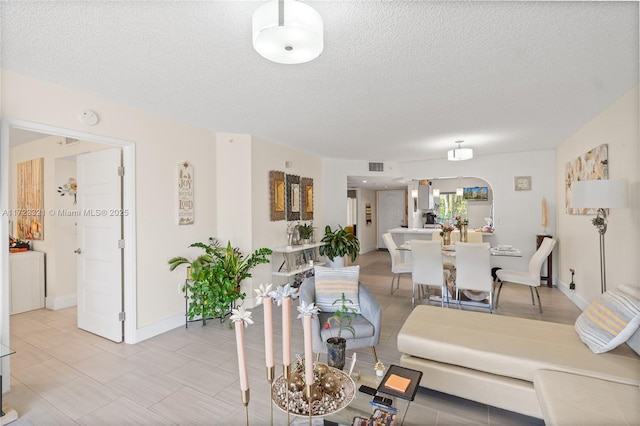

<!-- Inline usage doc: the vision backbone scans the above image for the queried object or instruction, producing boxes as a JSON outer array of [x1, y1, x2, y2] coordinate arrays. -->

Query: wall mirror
[[286, 174, 300, 221], [301, 177, 313, 220], [270, 170, 285, 221]]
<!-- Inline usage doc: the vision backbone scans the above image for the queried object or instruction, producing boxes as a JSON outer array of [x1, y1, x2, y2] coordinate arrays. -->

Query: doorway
[[1, 119, 137, 365], [376, 190, 406, 249]]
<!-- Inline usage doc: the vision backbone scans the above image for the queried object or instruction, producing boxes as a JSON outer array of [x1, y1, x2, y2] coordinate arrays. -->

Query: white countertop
[[387, 227, 494, 235]]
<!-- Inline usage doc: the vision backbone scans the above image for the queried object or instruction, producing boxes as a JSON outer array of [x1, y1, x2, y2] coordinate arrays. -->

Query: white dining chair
[[495, 237, 557, 314], [411, 240, 450, 308], [454, 242, 493, 312], [382, 233, 413, 295]]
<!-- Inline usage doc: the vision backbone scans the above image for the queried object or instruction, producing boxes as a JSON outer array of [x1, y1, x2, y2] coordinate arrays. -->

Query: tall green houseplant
[[318, 225, 360, 266], [168, 237, 272, 325]]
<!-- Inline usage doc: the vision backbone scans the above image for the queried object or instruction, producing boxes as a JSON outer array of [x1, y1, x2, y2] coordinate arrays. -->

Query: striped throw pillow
[[575, 288, 640, 354], [314, 265, 360, 313]]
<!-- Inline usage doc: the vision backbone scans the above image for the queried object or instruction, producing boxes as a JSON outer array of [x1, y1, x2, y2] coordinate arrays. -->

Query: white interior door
[[377, 190, 406, 248], [76, 148, 123, 342]]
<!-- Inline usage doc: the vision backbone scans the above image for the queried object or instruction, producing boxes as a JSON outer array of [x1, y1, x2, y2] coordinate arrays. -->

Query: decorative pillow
[[575, 288, 640, 354], [618, 285, 640, 356], [314, 265, 360, 314]]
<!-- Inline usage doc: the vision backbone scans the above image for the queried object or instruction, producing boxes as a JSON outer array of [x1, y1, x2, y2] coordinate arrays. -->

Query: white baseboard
[[129, 313, 185, 344], [360, 246, 377, 254], [45, 295, 77, 310], [556, 279, 588, 311]]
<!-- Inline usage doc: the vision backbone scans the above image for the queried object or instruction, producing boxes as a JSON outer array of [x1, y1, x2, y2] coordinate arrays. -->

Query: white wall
[[251, 136, 323, 302], [1, 71, 217, 336], [324, 151, 556, 272], [10, 136, 106, 309], [555, 85, 639, 307]]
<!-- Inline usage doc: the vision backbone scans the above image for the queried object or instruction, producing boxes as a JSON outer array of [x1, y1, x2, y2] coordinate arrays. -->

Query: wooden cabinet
[[10, 251, 45, 314]]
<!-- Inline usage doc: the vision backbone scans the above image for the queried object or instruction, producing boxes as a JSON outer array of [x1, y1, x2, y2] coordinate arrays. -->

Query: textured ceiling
[[1, 1, 637, 162]]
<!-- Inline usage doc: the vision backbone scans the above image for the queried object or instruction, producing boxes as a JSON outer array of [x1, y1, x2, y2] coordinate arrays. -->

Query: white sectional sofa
[[397, 302, 640, 423]]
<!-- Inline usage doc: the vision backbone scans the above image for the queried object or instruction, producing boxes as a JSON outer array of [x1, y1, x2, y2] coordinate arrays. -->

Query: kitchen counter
[[387, 227, 494, 236]]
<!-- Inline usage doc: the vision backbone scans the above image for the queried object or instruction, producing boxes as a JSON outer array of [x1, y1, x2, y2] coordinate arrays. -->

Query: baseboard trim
[[130, 313, 185, 344], [361, 246, 377, 254], [556, 279, 588, 311], [45, 295, 77, 310]]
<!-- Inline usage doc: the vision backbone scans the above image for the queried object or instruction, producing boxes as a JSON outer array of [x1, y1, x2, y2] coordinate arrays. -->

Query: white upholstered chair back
[[528, 237, 557, 276], [454, 242, 492, 292], [412, 240, 446, 286]]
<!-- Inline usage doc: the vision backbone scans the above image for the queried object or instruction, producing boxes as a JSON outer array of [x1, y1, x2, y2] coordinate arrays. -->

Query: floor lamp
[[571, 179, 628, 294]]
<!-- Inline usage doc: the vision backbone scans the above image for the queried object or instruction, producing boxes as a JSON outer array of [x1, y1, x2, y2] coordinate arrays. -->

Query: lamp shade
[[571, 179, 628, 209], [252, 0, 323, 64], [432, 188, 440, 197]]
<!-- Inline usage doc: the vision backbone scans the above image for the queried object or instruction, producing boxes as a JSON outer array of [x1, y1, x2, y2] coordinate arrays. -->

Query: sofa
[[397, 286, 640, 424]]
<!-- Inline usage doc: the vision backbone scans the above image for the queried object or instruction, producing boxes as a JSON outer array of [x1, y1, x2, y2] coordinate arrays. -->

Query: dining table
[[397, 241, 522, 306]]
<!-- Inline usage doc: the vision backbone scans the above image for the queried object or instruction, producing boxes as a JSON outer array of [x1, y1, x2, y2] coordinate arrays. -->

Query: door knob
[[74, 248, 82, 254]]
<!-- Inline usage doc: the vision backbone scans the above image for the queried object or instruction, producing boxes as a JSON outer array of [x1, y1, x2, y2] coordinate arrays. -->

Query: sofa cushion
[[534, 370, 640, 425], [314, 265, 360, 313], [575, 287, 640, 353], [398, 305, 640, 386]]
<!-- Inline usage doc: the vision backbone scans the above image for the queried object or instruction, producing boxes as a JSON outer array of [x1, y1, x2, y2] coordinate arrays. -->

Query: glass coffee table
[[289, 363, 422, 426]]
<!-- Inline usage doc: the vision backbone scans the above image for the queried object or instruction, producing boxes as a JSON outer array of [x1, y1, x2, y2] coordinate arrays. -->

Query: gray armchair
[[299, 277, 381, 357]]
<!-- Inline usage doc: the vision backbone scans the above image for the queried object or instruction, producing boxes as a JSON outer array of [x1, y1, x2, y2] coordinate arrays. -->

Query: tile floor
[[5, 250, 582, 425]]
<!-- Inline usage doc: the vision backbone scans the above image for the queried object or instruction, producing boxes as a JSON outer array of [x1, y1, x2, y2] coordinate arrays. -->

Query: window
[[438, 192, 467, 223]]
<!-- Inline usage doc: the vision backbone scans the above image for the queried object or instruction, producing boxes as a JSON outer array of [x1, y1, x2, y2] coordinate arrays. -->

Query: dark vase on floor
[[326, 337, 347, 370]]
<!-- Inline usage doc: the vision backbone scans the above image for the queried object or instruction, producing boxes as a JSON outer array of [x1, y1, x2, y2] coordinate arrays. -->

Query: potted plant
[[168, 237, 272, 325], [297, 222, 314, 244], [322, 293, 357, 369], [318, 225, 360, 267], [439, 223, 454, 246]]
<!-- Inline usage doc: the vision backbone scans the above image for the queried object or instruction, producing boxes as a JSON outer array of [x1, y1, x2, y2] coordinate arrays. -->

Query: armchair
[[299, 277, 381, 359]]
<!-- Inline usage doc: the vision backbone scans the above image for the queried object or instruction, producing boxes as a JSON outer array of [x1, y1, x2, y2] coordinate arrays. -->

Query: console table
[[536, 234, 553, 287]]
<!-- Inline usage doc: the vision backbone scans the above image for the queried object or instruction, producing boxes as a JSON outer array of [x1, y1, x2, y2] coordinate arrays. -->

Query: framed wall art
[[301, 177, 314, 220], [270, 170, 285, 221], [286, 174, 300, 221], [17, 158, 44, 240], [565, 144, 608, 214], [513, 177, 531, 191]]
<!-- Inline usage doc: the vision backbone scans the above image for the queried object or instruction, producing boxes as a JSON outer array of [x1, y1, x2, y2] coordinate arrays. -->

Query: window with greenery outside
[[438, 192, 467, 223]]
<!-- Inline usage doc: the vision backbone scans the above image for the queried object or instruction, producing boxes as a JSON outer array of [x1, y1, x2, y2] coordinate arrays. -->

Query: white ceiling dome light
[[252, 0, 324, 65], [447, 141, 473, 161]]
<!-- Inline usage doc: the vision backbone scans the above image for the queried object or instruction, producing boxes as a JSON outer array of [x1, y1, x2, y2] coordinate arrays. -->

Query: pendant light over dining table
[[252, 0, 324, 64]]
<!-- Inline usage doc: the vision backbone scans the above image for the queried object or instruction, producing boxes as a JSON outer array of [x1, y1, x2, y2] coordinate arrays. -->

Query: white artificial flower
[[254, 283, 273, 306], [230, 307, 254, 328], [269, 284, 296, 306], [296, 301, 320, 319]]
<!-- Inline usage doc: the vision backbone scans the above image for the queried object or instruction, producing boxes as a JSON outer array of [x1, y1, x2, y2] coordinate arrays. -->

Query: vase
[[326, 337, 347, 370], [443, 233, 451, 246], [327, 256, 345, 268], [460, 225, 468, 242]]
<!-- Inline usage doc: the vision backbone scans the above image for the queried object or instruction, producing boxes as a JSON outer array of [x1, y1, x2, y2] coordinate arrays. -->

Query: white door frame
[[0, 119, 138, 352]]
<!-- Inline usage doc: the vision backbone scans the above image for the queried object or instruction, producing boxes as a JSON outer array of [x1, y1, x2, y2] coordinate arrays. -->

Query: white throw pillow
[[575, 287, 640, 354], [314, 265, 360, 313]]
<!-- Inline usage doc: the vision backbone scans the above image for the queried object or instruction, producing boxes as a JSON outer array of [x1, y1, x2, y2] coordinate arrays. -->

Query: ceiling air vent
[[368, 162, 384, 172]]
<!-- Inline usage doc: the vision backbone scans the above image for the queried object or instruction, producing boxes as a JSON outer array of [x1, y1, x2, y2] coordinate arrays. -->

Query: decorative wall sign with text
[[177, 161, 194, 225]]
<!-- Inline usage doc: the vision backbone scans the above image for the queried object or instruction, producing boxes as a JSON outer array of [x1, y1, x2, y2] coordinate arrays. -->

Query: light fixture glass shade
[[252, 0, 323, 64], [571, 179, 628, 209], [411, 189, 418, 199], [456, 187, 463, 196], [432, 188, 440, 197], [447, 148, 473, 161]]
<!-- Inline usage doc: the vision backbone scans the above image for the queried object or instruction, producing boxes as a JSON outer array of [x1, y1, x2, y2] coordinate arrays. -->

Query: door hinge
[[118, 166, 125, 176], [118, 312, 126, 321], [118, 239, 125, 249]]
